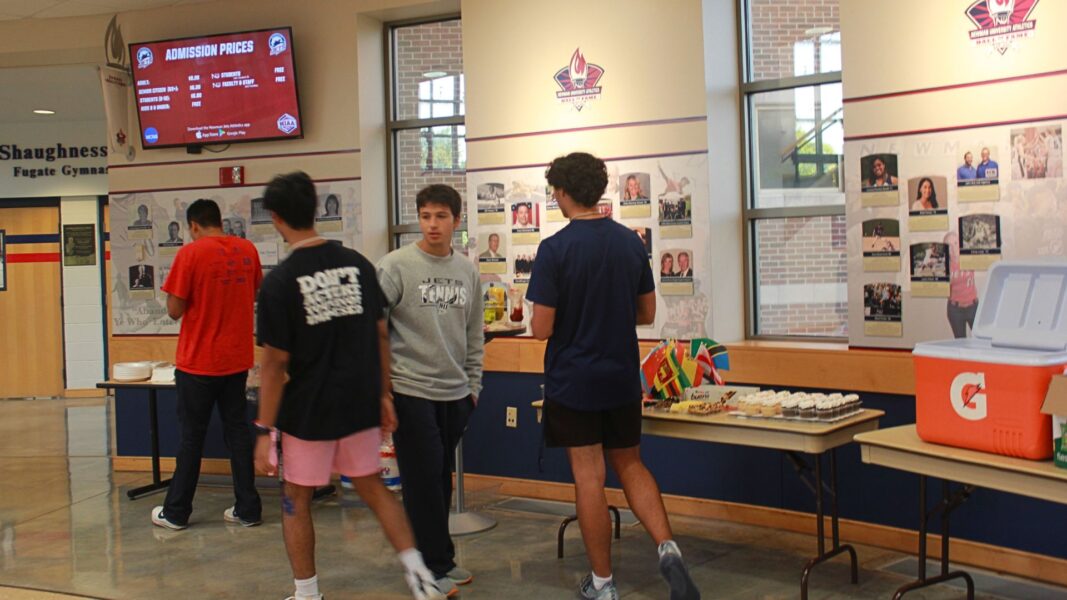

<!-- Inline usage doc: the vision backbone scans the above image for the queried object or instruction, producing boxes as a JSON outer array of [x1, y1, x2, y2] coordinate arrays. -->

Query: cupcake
[[744, 397, 761, 416], [816, 400, 833, 421], [799, 399, 816, 419], [761, 398, 779, 417], [781, 398, 799, 419], [844, 394, 860, 415]]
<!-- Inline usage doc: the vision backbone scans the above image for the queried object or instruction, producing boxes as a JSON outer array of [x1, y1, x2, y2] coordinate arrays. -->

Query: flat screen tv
[[129, 27, 303, 149]]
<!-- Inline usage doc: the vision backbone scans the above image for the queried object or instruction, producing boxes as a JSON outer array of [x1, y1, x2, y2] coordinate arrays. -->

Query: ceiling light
[[422, 70, 447, 78], [33, 109, 56, 115]]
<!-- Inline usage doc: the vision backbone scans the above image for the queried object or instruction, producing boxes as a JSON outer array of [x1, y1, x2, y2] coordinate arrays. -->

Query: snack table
[[98, 379, 175, 499], [534, 400, 884, 600], [855, 425, 1067, 599], [99, 379, 335, 502]]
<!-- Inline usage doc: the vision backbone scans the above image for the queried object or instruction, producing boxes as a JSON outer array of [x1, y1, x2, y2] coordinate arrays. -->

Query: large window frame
[[384, 14, 465, 250], [738, 0, 845, 341]]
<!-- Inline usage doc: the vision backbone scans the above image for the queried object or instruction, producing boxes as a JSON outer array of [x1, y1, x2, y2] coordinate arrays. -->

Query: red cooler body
[[913, 261, 1067, 460]]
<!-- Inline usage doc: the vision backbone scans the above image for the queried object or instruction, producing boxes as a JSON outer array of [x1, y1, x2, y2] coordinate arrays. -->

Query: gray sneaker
[[446, 566, 473, 585], [659, 551, 700, 600], [578, 574, 619, 600], [433, 576, 457, 598]]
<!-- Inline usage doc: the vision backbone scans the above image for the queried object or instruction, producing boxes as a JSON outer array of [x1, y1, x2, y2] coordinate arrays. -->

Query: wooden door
[[0, 206, 64, 398]]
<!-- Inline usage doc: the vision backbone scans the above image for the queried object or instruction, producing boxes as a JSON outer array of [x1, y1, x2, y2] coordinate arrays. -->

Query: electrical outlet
[[506, 406, 518, 428]]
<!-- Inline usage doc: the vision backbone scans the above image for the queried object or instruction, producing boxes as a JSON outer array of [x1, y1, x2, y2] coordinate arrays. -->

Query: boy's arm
[[378, 318, 397, 432], [465, 270, 485, 402]]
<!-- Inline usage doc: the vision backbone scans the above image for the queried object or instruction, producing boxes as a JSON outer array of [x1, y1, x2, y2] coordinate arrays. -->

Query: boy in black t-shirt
[[253, 172, 445, 600]]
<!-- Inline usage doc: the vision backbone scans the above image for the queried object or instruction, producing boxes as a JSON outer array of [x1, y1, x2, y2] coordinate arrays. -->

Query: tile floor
[[0, 398, 1060, 600]]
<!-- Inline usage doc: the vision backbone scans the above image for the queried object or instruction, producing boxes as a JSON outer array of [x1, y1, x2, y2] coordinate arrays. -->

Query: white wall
[[60, 196, 105, 389], [702, 0, 744, 342]]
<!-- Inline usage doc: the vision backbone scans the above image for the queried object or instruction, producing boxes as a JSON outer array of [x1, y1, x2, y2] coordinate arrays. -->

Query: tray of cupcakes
[[730, 391, 863, 423]]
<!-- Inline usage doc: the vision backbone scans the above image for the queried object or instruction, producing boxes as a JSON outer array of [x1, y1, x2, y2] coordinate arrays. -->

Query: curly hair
[[545, 152, 608, 207]]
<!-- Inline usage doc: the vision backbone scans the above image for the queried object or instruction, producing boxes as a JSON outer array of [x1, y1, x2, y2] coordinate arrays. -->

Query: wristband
[[252, 420, 274, 436]]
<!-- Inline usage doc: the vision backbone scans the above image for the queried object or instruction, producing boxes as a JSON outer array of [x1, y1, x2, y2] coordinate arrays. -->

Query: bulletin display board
[[468, 152, 712, 339], [109, 180, 362, 335], [846, 120, 1065, 348]]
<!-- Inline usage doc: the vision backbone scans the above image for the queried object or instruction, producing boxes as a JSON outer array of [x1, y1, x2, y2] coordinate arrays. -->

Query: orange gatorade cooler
[[913, 261, 1067, 459]]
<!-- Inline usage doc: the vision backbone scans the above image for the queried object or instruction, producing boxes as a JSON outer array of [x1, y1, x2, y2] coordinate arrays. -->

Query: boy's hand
[[381, 392, 398, 433]]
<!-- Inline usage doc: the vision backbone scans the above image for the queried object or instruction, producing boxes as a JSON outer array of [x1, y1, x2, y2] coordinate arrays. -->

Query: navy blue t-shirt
[[526, 218, 655, 411]]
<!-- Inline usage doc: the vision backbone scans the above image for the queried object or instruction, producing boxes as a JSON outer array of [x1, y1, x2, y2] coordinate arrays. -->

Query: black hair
[[545, 152, 607, 207], [263, 171, 317, 229], [186, 199, 222, 228], [916, 177, 938, 209], [416, 184, 463, 218]]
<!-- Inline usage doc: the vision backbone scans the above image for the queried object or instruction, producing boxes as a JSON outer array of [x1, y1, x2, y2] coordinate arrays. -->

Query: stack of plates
[[113, 362, 153, 382], [150, 362, 176, 383]]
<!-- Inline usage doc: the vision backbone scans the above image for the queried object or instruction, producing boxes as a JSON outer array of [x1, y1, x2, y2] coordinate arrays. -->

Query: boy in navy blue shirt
[[527, 152, 700, 600]]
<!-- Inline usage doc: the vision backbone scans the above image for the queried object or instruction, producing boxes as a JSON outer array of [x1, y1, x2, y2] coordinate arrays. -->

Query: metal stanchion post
[[448, 439, 496, 535]]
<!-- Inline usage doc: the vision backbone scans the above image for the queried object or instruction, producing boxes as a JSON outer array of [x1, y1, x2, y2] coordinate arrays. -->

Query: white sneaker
[[150, 506, 187, 530], [223, 506, 262, 527], [405, 570, 447, 600]]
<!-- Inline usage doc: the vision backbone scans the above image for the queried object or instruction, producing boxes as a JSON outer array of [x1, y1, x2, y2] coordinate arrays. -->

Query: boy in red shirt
[[152, 199, 263, 530]]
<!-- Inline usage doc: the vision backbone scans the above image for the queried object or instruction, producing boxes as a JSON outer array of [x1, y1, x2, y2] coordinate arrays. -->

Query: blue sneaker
[[578, 574, 618, 600], [339, 475, 353, 489]]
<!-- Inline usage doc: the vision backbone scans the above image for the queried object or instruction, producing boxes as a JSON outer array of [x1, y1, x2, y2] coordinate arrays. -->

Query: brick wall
[[394, 20, 466, 226], [749, 0, 839, 81], [757, 215, 847, 336]]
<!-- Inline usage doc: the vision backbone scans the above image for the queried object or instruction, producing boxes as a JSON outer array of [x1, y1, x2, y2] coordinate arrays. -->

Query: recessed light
[[33, 109, 56, 115], [422, 70, 447, 78]]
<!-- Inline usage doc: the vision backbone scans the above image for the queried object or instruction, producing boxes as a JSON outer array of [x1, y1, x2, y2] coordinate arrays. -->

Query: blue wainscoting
[[114, 371, 1066, 560]]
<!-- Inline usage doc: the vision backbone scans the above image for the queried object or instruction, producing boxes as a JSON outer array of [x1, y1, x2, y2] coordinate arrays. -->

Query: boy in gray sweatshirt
[[377, 184, 484, 597]]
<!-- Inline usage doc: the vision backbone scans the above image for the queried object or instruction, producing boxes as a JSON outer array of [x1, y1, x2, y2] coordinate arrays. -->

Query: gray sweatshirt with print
[[377, 243, 484, 400]]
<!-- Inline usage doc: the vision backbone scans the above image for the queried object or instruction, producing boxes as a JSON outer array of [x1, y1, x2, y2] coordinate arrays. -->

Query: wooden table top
[[98, 379, 176, 390], [531, 399, 884, 453], [855, 425, 1067, 504]]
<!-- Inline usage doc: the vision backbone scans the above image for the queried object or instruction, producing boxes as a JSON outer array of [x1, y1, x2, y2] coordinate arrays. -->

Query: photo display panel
[[129, 27, 302, 148]]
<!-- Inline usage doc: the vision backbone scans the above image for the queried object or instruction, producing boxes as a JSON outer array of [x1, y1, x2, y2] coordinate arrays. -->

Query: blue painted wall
[[115, 371, 1067, 560]]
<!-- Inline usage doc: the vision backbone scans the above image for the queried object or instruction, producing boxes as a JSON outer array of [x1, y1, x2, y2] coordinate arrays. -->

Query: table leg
[[126, 389, 172, 500], [891, 476, 975, 600], [795, 449, 859, 600]]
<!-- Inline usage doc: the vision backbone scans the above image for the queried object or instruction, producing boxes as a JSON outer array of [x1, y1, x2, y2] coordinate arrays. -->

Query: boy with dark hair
[[253, 172, 444, 600], [152, 198, 262, 531], [377, 183, 484, 596], [528, 152, 700, 600]]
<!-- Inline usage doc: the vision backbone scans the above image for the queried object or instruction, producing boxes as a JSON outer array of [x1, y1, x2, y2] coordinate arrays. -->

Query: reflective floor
[[0, 398, 1058, 599]]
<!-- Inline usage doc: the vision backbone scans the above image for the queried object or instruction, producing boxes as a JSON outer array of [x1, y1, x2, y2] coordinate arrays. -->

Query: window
[[741, 0, 845, 338], [387, 17, 467, 247]]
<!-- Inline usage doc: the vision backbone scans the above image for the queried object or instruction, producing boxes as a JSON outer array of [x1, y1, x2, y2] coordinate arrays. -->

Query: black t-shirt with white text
[[257, 242, 383, 440]]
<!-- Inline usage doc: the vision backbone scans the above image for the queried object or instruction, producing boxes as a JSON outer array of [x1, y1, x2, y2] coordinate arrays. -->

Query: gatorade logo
[[950, 372, 987, 421]]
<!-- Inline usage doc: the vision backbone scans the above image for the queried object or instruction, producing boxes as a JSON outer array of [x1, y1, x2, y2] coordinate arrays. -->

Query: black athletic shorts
[[543, 399, 642, 449]]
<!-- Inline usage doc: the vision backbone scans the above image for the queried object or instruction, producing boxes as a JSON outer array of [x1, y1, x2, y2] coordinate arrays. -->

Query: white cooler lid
[[972, 260, 1067, 351]]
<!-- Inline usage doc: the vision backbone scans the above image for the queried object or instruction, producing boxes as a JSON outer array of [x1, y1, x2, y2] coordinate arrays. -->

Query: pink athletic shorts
[[278, 427, 381, 487]]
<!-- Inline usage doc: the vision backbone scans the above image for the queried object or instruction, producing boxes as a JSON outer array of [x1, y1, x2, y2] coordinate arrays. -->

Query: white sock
[[658, 539, 681, 558], [294, 574, 320, 599], [592, 572, 613, 590], [398, 548, 430, 576]]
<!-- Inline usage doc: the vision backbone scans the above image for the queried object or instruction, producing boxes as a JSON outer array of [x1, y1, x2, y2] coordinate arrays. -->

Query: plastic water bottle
[[380, 435, 401, 491]]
